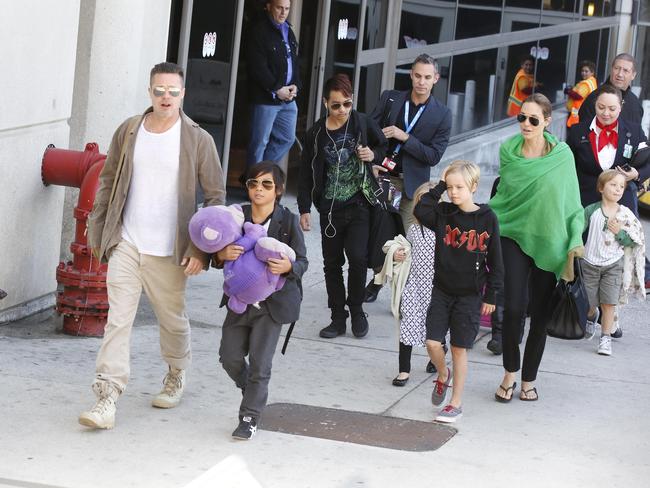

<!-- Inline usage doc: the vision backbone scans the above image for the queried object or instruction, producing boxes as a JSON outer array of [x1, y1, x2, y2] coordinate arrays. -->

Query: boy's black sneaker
[[487, 337, 503, 355], [610, 327, 622, 338], [351, 311, 369, 338], [232, 416, 257, 440], [319, 317, 347, 338], [364, 282, 382, 303]]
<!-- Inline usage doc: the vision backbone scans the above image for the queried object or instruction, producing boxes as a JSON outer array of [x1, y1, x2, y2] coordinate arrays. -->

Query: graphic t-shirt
[[318, 119, 364, 210]]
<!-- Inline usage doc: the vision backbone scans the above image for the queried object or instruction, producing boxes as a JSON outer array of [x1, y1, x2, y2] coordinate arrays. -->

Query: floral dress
[[399, 224, 436, 346]]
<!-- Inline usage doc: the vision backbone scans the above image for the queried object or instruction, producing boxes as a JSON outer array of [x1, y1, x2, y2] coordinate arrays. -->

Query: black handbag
[[546, 258, 589, 340]]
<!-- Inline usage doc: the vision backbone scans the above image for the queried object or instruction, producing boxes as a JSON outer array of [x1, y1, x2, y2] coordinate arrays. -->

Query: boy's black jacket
[[297, 110, 387, 215], [219, 204, 308, 324], [414, 181, 504, 304]]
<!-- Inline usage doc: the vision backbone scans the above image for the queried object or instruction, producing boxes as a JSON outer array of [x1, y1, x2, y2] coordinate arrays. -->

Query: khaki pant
[[390, 176, 416, 232], [95, 240, 190, 391]]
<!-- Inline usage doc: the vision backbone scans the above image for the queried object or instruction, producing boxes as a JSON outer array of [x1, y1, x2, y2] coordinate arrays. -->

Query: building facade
[[0, 0, 645, 322]]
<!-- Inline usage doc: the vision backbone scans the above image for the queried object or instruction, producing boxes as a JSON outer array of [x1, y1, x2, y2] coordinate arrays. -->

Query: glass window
[[596, 28, 610, 81], [357, 63, 384, 114], [634, 25, 650, 97], [532, 35, 569, 104], [500, 42, 539, 120], [460, 0, 502, 6], [576, 30, 601, 83], [323, 0, 360, 82], [449, 49, 499, 133], [455, 8, 501, 40], [363, 0, 388, 49], [582, 1, 614, 17], [641, 1, 650, 23], [506, 0, 543, 9], [399, 1, 455, 48], [542, 0, 577, 14]]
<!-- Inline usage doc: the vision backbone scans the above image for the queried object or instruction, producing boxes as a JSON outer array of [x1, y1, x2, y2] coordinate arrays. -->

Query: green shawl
[[489, 132, 585, 279]]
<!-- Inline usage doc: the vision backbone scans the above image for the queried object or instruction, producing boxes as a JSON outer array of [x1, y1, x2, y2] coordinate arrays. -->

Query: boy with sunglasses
[[80, 62, 225, 429], [216, 161, 308, 440]]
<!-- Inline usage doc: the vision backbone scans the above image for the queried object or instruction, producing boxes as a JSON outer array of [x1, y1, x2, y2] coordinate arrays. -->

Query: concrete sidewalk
[[1, 188, 649, 488]]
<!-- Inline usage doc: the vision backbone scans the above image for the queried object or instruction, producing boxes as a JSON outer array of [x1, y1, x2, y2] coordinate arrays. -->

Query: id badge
[[623, 144, 633, 159], [381, 157, 396, 171]]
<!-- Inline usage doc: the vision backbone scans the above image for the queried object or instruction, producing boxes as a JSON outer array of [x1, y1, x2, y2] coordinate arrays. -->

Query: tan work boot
[[78, 381, 120, 429], [152, 367, 185, 408]]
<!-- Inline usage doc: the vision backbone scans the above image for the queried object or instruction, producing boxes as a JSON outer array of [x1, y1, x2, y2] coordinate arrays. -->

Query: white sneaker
[[584, 308, 599, 340], [152, 367, 185, 408], [79, 381, 120, 429], [598, 335, 612, 356]]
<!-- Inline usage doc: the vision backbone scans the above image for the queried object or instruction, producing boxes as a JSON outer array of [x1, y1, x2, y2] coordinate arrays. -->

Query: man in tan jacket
[[79, 62, 226, 429]]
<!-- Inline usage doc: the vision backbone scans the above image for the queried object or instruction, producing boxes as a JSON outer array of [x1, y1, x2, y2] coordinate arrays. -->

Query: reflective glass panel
[[399, 1, 455, 47], [363, 0, 388, 49], [455, 8, 501, 40], [506, 0, 543, 9], [532, 35, 569, 104], [323, 0, 361, 82], [357, 64, 384, 113]]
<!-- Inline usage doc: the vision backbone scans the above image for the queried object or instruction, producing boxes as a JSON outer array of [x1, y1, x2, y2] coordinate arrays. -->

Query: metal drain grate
[[259, 403, 457, 451]]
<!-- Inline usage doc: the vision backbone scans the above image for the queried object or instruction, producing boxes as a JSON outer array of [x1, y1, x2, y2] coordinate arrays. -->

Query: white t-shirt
[[121, 117, 181, 256], [584, 206, 625, 266]]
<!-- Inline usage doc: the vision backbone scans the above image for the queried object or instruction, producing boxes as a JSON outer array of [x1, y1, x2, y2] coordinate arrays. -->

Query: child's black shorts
[[426, 287, 481, 349]]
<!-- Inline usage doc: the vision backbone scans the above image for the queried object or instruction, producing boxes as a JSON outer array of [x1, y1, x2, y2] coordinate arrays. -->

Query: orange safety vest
[[566, 76, 598, 127], [507, 69, 534, 117]]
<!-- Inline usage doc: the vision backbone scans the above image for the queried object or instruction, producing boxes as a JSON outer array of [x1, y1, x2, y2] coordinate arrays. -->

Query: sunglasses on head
[[245, 178, 275, 191], [516, 113, 541, 126], [151, 85, 182, 97], [329, 100, 353, 110]]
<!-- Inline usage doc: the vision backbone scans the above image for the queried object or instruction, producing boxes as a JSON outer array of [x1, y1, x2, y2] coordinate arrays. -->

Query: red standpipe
[[42, 143, 108, 336]]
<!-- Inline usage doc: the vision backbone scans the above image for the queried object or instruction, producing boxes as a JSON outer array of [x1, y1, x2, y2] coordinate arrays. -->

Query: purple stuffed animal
[[188, 205, 244, 253], [223, 222, 296, 313]]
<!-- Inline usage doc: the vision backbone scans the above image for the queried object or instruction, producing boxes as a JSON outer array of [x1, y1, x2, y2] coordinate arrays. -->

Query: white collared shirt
[[589, 117, 617, 170]]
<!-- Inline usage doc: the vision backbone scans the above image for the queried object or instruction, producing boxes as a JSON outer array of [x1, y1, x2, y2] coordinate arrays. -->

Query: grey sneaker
[[152, 367, 185, 408], [435, 404, 463, 423], [598, 335, 612, 356], [584, 308, 599, 340], [79, 381, 120, 429], [431, 367, 452, 406]]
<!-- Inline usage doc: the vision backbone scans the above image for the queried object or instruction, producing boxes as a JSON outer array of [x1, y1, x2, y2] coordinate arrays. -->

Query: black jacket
[[246, 15, 301, 105], [414, 181, 503, 305], [369, 89, 451, 198], [219, 204, 308, 324], [578, 80, 644, 126], [297, 110, 387, 214], [567, 117, 649, 212]]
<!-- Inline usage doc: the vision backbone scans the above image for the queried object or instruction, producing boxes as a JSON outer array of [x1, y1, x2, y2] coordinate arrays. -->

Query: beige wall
[[0, 0, 81, 322]]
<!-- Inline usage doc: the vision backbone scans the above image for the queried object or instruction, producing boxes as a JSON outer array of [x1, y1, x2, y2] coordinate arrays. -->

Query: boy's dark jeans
[[219, 303, 283, 420], [320, 202, 370, 317]]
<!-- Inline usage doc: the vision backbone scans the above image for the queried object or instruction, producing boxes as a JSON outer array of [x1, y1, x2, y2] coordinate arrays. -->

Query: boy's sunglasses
[[245, 178, 275, 190], [516, 113, 541, 126], [330, 100, 353, 110], [151, 86, 182, 97]]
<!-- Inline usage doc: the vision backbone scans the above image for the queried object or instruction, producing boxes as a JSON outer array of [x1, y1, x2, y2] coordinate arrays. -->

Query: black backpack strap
[[281, 322, 295, 355], [279, 205, 301, 355]]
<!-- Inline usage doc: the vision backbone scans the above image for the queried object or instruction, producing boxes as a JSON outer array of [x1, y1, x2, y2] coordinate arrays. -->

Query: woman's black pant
[[501, 237, 557, 382], [320, 201, 369, 318]]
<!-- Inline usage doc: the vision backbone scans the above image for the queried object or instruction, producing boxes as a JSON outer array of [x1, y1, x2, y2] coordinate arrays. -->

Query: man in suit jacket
[[365, 53, 451, 302], [578, 53, 643, 126]]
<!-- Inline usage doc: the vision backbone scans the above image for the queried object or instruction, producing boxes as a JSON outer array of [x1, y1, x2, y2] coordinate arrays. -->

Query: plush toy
[[188, 206, 296, 314], [223, 222, 296, 314], [188, 204, 244, 253]]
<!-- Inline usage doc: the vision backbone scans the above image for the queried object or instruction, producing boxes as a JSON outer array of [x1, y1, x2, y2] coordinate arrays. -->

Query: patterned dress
[[399, 224, 436, 346]]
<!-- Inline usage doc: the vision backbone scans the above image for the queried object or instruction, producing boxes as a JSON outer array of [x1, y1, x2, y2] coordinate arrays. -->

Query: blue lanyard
[[393, 102, 426, 155]]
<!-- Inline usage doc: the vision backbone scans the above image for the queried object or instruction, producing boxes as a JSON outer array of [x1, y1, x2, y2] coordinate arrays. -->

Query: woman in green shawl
[[490, 94, 584, 402]]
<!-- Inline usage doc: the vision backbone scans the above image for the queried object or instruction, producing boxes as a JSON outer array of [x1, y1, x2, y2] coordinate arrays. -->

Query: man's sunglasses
[[516, 113, 541, 126], [151, 86, 182, 97], [330, 100, 353, 110], [245, 178, 275, 190]]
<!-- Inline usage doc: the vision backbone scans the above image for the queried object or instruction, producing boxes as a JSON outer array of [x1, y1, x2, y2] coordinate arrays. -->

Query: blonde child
[[413, 161, 504, 423], [582, 169, 645, 356]]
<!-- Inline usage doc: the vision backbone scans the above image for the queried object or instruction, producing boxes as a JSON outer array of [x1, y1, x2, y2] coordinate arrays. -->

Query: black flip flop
[[494, 382, 517, 403], [520, 386, 538, 401]]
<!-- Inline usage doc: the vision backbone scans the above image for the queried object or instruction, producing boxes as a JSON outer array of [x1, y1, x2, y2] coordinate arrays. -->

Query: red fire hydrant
[[42, 143, 109, 336]]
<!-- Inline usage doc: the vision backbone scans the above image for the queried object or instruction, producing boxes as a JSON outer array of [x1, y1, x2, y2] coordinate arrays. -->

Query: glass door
[[180, 0, 243, 176]]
